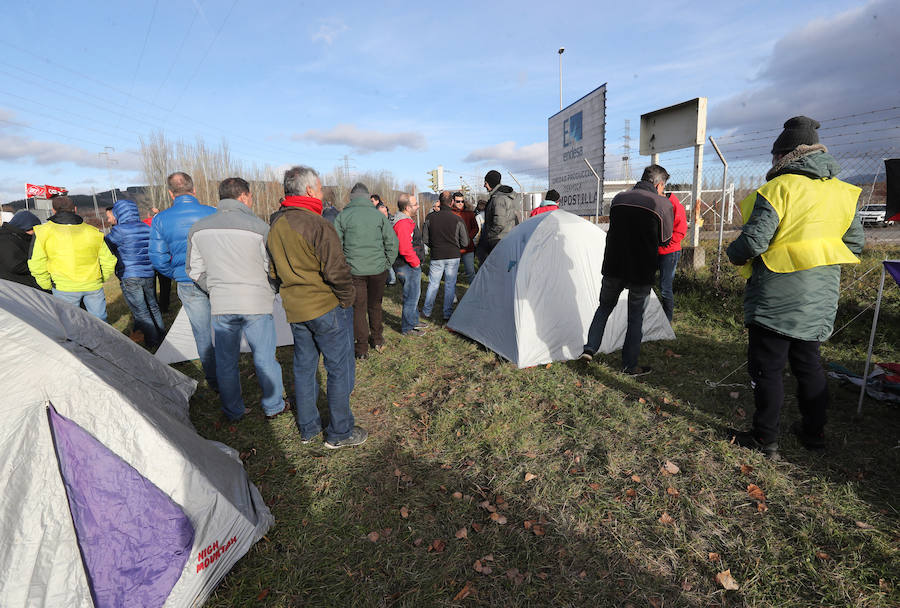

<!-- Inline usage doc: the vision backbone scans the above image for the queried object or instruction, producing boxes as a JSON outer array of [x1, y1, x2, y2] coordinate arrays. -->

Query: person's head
[[370, 193, 382, 206], [476, 199, 487, 212], [283, 166, 322, 200], [640, 164, 670, 196], [167, 171, 194, 199], [350, 182, 369, 198], [452, 191, 465, 210], [376, 202, 389, 217], [105, 206, 116, 226], [439, 190, 453, 209], [8, 210, 41, 234], [219, 177, 252, 207], [771, 116, 820, 164], [51, 196, 76, 214], [431, 200, 441, 212], [484, 170, 501, 191], [397, 192, 419, 216], [545, 189, 560, 202]]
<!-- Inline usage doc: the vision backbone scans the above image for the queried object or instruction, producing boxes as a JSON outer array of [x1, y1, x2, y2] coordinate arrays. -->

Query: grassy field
[[106, 240, 900, 607]]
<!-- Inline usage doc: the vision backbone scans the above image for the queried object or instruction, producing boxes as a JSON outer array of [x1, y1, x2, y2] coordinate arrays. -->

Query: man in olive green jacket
[[726, 116, 865, 459], [333, 183, 399, 359]]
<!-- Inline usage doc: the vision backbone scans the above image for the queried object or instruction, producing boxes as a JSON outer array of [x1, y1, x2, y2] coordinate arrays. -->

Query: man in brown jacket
[[267, 165, 366, 449]]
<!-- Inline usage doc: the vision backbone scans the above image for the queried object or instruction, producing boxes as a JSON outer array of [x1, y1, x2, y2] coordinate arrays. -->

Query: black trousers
[[747, 324, 828, 444], [352, 271, 387, 356]]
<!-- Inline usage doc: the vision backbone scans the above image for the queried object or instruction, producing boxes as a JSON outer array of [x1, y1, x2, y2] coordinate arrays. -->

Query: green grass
[[106, 241, 900, 607]]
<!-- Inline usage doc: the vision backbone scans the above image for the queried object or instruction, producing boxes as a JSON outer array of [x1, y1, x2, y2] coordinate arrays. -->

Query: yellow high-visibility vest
[[737, 173, 860, 279]]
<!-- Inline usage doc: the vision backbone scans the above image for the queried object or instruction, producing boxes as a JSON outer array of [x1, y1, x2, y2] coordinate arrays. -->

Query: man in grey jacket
[[187, 177, 288, 422], [475, 169, 518, 263]]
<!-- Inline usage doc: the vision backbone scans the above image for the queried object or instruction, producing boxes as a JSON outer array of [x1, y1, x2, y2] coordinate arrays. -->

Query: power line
[[116, 0, 160, 130]]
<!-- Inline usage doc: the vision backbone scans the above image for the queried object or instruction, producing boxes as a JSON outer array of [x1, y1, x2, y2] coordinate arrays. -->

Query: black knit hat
[[545, 189, 560, 202], [771, 116, 820, 154], [484, 170, 501, 189], [8, 210, 41, 231]]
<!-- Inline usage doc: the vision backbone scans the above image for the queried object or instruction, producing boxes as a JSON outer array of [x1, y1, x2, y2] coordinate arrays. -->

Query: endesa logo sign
[[562, 111, 583, 161], [196, 536, 237, 573]]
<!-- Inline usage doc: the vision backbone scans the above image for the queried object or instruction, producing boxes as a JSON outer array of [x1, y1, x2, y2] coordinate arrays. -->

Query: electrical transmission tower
[[622, 119, 632, 181]]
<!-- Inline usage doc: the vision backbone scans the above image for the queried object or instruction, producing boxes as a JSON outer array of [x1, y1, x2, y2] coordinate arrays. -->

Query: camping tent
[[448, 210, 675, 368], [0, 279, 273, 607], [155, 294, 294, 364]]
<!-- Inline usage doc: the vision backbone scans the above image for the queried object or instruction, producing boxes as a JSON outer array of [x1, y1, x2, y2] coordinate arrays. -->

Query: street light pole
[[558, 47, 565, 110]]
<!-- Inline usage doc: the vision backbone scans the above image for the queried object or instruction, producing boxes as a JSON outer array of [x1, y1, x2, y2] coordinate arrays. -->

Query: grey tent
[[0, 279, 273, 607]]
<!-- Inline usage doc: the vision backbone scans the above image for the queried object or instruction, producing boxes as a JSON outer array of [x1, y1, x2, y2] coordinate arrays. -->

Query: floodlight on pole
[[558, 47, 565, 110]]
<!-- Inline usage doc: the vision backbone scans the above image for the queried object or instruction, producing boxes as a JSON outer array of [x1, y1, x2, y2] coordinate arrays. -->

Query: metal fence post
[[708, 137, 728, 279]]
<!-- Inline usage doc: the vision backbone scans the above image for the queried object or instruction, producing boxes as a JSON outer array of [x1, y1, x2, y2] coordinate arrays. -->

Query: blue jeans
[[120, 277, 165, 348], [176, 282, 217, 389], [460, 251, 476, 282], [584, 276, 651, 370], [657, 250, 681, 322], [394, 263, 422, 333], [422, 258, 460, 319], [213, 314, 285, 421], [52, 288, 108, 322], [290, 305, 356, 442]]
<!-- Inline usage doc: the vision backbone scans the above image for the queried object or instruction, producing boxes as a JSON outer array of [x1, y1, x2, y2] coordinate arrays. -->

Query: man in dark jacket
[[333, 183, 399, 359], [392, 193, 427, 336], [726, 116, 865, 459], [149, 172, 217, 389], [475, 170, 518, 263], [0, 210, 43, 290], [580, 165, 674, 376], [267, 165, 366, 450], [422, 191, 469, 321], [105, 199, 165, 348], [451, 192, 479, 282]]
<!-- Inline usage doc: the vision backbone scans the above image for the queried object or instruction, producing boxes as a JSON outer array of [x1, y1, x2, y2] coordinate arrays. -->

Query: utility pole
[[622, 119, 632, 181], [558, 47, 565, 110], [99, 147, 118, 203]]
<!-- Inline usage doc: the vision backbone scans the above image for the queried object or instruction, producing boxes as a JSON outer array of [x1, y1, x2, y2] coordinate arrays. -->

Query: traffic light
[[427, 169, 438, 192]]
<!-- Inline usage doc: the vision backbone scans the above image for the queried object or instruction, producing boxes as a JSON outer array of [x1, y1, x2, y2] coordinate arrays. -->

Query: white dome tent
[[447, 211, 675, 368]]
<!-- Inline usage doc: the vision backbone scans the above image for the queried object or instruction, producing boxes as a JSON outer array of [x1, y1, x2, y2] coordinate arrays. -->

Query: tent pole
[[857, 263, 887, 415]]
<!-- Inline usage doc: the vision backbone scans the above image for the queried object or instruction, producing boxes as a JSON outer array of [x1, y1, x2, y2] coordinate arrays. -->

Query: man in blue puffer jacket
[[105, 199, 166, 348], [149, 172, 217, 388]]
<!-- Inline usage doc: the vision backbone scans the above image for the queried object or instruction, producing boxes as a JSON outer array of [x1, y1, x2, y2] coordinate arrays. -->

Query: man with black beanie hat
[[0, 210, 44, 290], [726, 116, 865, 460], [475, 169, 518, 263]]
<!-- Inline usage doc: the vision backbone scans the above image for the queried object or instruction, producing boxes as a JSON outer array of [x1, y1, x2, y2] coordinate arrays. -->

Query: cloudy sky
[[1, 0, 897, 202]]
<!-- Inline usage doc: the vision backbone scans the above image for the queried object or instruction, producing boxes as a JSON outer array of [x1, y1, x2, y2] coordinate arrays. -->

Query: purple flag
[[885, 261, 900, 287], [48, 405, 193, 608]]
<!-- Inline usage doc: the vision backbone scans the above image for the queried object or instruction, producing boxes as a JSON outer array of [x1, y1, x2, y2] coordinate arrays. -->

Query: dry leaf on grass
[[588, 482, 601, 491], [815, 551, 830, 560], [400, 506, 409, 519], [716, 569, 740, 590], [257, 588, 269, 601], [506, 568, 525, 585], [659, 512, 675, 525], [452, 581, 475, 601], [455, 527, 468, 540], [413, 538, 424, 546], [472, 522, 483, 533], [666, 487, 680, 497], [625, 488, 637, 498], [523, 520, 533, 529], [429, 539, 446, 552], [855, 521, 874, 529], [452, 491, 463, 500], [756, 502, 768, 513], [708, 552, 720, 561], [482, 553, 494, 561], [662, 460, 681, 475], [393, 468, 402, 477], [478, 500, 496, 513], [473, 559, 492, 574], [532, 524, 545, 536], [648, 598, 662, 608], [489, 512, 508, 525], [739, 464, 753, 475], [747, 484, 766, 502], [367, 531, 380, 543], [524, 472, 538, 482], [631, 474, 641, 483]]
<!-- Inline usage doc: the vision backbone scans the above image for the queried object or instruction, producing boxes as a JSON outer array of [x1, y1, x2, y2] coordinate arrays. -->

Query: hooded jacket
[[727, 146, 864, 341], [529, 201, 559, 217], [28, 211, 117, 291], [481, 184, 518, 249], [333, 194, 399, 276], [149, 194, 216, 283], [105, 199, 155, 279], [392, 213, 424, 268], [602, 180, 674, 285], [0, 223, 42, 289]]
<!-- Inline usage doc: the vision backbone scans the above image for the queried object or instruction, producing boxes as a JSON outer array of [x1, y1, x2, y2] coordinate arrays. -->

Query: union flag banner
[[46, 185, 68, 197], [26, 184, 48, 198]]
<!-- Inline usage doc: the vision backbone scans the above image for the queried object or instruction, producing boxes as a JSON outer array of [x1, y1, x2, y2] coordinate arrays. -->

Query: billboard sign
[[548, 84, 606, 215]]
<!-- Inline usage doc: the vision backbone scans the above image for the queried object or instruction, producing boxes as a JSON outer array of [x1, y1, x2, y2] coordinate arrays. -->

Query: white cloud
[[293, 123, 427, 154], [710, 0, 900, 133], [311, 20, 348, 45], [463, 141, 548, 177]]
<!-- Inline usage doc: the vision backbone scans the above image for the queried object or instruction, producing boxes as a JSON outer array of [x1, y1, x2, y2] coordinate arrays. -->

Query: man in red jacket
[[657, 193, 686, 322], [391, 193, 427, 336]]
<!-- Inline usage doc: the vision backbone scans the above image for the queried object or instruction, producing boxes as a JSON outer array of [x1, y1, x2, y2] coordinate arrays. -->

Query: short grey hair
[[350, 182, 369, 196], [640, 164, 670, 187], [283, 166, 319, 196]]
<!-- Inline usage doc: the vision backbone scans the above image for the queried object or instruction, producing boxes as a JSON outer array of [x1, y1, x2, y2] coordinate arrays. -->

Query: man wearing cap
[[475, 170, 518, 263], [0, 210, 44, 290], [28, 196, 117, 320], [529, 189, 561, 217], [727, 116, 865, 460]]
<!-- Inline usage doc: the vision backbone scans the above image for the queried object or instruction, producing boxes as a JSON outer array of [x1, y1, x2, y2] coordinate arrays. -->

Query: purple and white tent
[[0, 279, 273, 607]]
